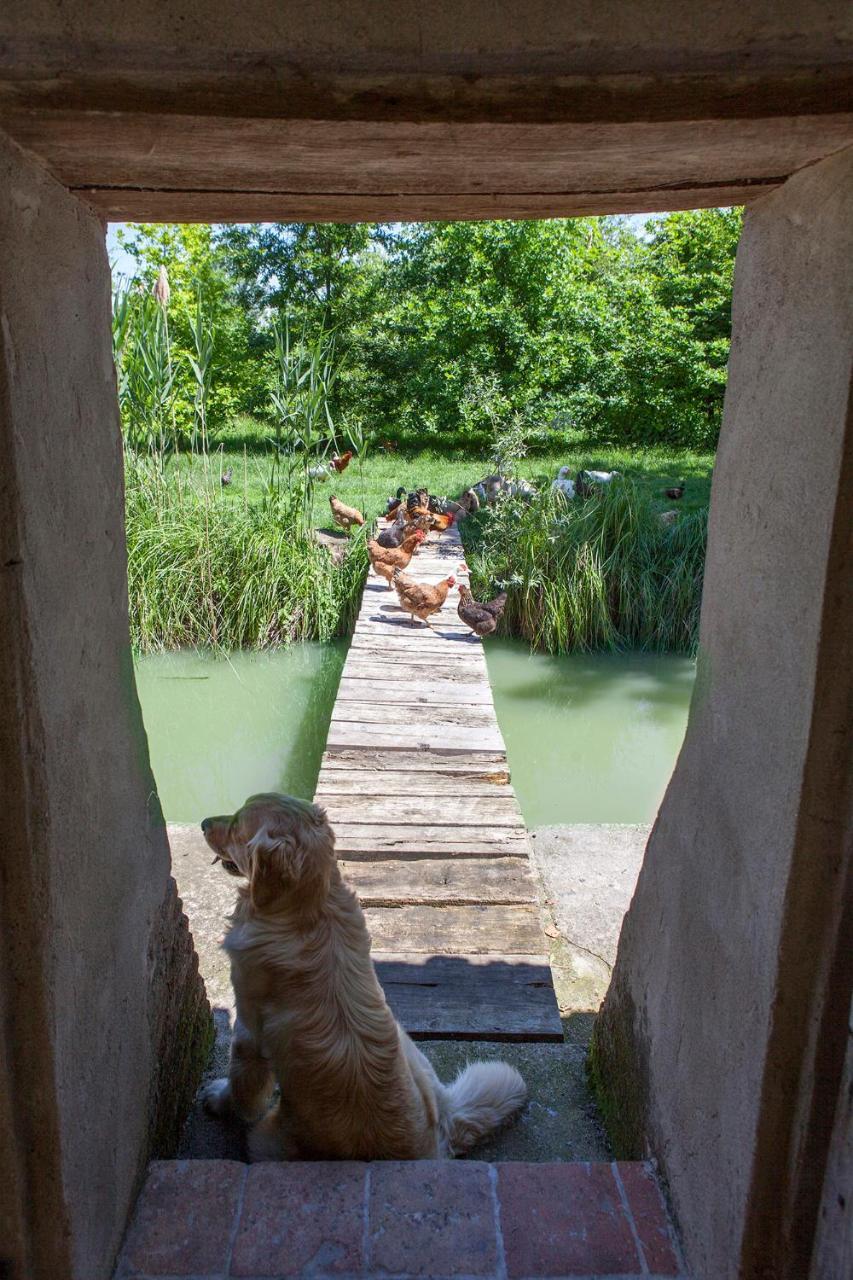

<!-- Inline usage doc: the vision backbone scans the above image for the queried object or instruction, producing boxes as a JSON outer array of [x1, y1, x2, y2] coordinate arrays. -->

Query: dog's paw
[[201, 1078, 231, 1116]]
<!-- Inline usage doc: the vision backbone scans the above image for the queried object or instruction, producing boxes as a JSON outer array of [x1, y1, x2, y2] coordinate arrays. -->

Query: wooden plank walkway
[[316, 520, 562, 1042]]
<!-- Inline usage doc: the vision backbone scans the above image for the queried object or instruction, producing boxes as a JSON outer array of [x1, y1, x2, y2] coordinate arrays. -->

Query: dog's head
[[201, 793, 335, 912]]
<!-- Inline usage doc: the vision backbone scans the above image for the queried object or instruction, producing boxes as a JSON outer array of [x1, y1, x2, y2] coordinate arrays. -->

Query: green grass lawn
[[170, 435, 714, 531]]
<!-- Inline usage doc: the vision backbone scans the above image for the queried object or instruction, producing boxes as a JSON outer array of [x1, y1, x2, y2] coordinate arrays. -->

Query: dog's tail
[[441, 1060, 527, 1154]]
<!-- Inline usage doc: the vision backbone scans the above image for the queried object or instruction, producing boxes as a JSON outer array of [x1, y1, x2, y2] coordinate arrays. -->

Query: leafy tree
[[114, 209, 742, 453]]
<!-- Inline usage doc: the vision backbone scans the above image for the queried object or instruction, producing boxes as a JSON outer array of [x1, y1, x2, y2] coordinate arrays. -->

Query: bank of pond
[[135, 641, 694, 827]]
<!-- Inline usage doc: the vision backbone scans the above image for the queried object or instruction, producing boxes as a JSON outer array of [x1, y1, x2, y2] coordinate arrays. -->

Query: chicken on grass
[[329, 494, 365, 533], [457, 586, 508, 637], [392, 570, 456, 627]]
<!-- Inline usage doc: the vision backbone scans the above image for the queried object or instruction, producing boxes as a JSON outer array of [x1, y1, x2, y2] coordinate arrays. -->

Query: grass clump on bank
[[463, 479, 707, 654], [125, 459, 367, 653]]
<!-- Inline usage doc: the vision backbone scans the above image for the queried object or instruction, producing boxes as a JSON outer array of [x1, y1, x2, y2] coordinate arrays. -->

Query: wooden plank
[[320, 749, 509, 778], [340, 857, 537, 905], [364, 904, 544, 954], [348, 632, 479, 654], [356, 613, 470, 631], [335, 678, 494, 705], [333, 827, 529, 859], [323, 794, 523, 827], [331, 703, 499, 727], [338, 665, 484, 686], [347, 642, 480, 660], [373, 953, 563, 1042], [325, 724, 506, 754], [318, 772, 516, 796]]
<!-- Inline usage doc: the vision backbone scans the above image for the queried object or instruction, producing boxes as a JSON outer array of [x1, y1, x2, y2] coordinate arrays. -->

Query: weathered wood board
[[364, 904, 544, 954], [339, 857, 538, 906], [373, 954, 563, 1042], [315, 521, 561, 1041], [324, 794, 524, 826], [332, 826, 530, 859]]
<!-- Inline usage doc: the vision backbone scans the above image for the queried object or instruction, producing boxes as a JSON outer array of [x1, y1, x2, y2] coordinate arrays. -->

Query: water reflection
[[485, 641, 694, 825], [134, 642, 347, 822], [135, 639, 694, 827]]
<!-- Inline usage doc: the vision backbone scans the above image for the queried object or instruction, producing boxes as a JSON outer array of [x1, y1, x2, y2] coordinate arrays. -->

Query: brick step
[[116, 1158, 686, 1279]]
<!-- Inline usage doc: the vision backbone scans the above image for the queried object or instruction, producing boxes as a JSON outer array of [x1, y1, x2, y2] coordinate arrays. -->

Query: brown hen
[[392, 570, 456, 627], [367, 529, 426, 586]]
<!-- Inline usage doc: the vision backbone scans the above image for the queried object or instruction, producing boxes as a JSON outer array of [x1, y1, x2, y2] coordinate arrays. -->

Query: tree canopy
[[116, 209, 741, 451]]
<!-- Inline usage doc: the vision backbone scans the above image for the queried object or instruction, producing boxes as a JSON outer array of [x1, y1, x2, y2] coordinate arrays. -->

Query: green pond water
[[133, 643, 348, 823], [484, 641, 694, 825], [135, 641, 693, 826]]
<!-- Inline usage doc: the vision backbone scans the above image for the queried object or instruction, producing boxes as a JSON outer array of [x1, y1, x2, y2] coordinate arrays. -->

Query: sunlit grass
[[463, 478, 707, 654], [125, 457, 367, 653], [125, 439, 710, 654]]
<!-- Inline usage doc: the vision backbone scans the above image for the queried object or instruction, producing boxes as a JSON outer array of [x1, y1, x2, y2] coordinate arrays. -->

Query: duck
[[665, 484, 685, 500], [552, 466, 576, 499], [386, 486, 407, 515]]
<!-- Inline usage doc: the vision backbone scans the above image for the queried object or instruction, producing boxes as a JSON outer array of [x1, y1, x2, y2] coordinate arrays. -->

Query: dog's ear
[[246, 809, 333, 911]]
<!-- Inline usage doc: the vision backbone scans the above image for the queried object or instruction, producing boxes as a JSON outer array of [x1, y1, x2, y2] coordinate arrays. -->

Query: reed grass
[[125, 456, 367, 652], [462, 479, 706, 654]]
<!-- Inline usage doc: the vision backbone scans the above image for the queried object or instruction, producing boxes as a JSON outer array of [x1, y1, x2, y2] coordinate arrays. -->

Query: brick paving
[[115, 1159, 686, 1279]]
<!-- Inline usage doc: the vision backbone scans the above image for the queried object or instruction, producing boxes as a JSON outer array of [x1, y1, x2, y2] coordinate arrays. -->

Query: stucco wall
[[0, 130, 210, 1280], [592, 145, 853, 1278]]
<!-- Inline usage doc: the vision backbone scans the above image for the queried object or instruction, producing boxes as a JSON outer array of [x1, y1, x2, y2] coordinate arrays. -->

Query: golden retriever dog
[[200, 793, 526, 1160]]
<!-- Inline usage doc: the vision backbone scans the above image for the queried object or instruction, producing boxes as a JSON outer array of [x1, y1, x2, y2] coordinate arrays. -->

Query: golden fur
[[201, 793, 526, 1160]]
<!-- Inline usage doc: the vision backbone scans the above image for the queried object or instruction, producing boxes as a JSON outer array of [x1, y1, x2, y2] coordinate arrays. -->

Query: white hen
[[552, 466, 575, 498]]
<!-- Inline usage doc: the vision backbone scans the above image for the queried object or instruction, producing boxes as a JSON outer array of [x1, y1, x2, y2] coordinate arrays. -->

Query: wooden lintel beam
[[76, 182, 775, 222]]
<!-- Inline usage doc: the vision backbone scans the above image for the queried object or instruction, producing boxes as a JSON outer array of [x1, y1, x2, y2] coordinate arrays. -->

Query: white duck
[[552, 466, 576, 498], [585, 469, 621, 484]]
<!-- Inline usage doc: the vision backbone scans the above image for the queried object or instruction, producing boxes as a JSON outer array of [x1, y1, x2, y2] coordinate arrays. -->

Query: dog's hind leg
[[247, 1102, 298, 1162], [202, 1020, 274, 1123]]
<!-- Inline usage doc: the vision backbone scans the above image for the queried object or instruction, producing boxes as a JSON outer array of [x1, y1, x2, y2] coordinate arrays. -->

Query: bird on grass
[[220, 468, 233, 487], [552, 467, 576, 498], [329, 494, 365, 533], [665, 484, 685, 500]]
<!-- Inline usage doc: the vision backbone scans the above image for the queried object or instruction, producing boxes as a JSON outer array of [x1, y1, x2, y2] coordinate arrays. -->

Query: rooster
[[331, 450, 354, 473], [329, 494, 365, 533], [386, 486, 407, 516], [457, 586, 508, 637], [367, 529, 425, 585], [429, 511, 455, 532], [392, 569, 456, 627]]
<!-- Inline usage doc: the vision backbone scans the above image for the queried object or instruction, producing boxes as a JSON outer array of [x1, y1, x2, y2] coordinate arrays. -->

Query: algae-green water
[[133, 643, 347, 823], [135, 641, 693, 825], [485, 641, 694, 825]]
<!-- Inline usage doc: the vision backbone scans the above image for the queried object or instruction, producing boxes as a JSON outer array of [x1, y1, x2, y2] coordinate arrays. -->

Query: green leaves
[[114, 210, 740, 458]]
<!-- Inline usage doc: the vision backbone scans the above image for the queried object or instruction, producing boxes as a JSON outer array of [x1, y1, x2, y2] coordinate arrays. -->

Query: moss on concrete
[[588, 980, 650, 1159], [148, 879, 214, 1158]]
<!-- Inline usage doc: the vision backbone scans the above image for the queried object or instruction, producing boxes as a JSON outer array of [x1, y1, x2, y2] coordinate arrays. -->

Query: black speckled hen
[[457, 586, 508, 637]]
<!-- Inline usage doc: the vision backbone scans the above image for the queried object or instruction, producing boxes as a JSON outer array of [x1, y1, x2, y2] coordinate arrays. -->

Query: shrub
[[462, 478, 706, 654]]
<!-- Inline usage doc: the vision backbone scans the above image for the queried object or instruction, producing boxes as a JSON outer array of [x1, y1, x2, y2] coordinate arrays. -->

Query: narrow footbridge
[[316, 521, 562, 1041]]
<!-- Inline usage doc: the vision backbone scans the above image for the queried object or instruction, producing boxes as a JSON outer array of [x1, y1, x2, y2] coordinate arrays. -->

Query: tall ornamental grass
[[125, 458, 367, 652], [463, 479, 706, 654]]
